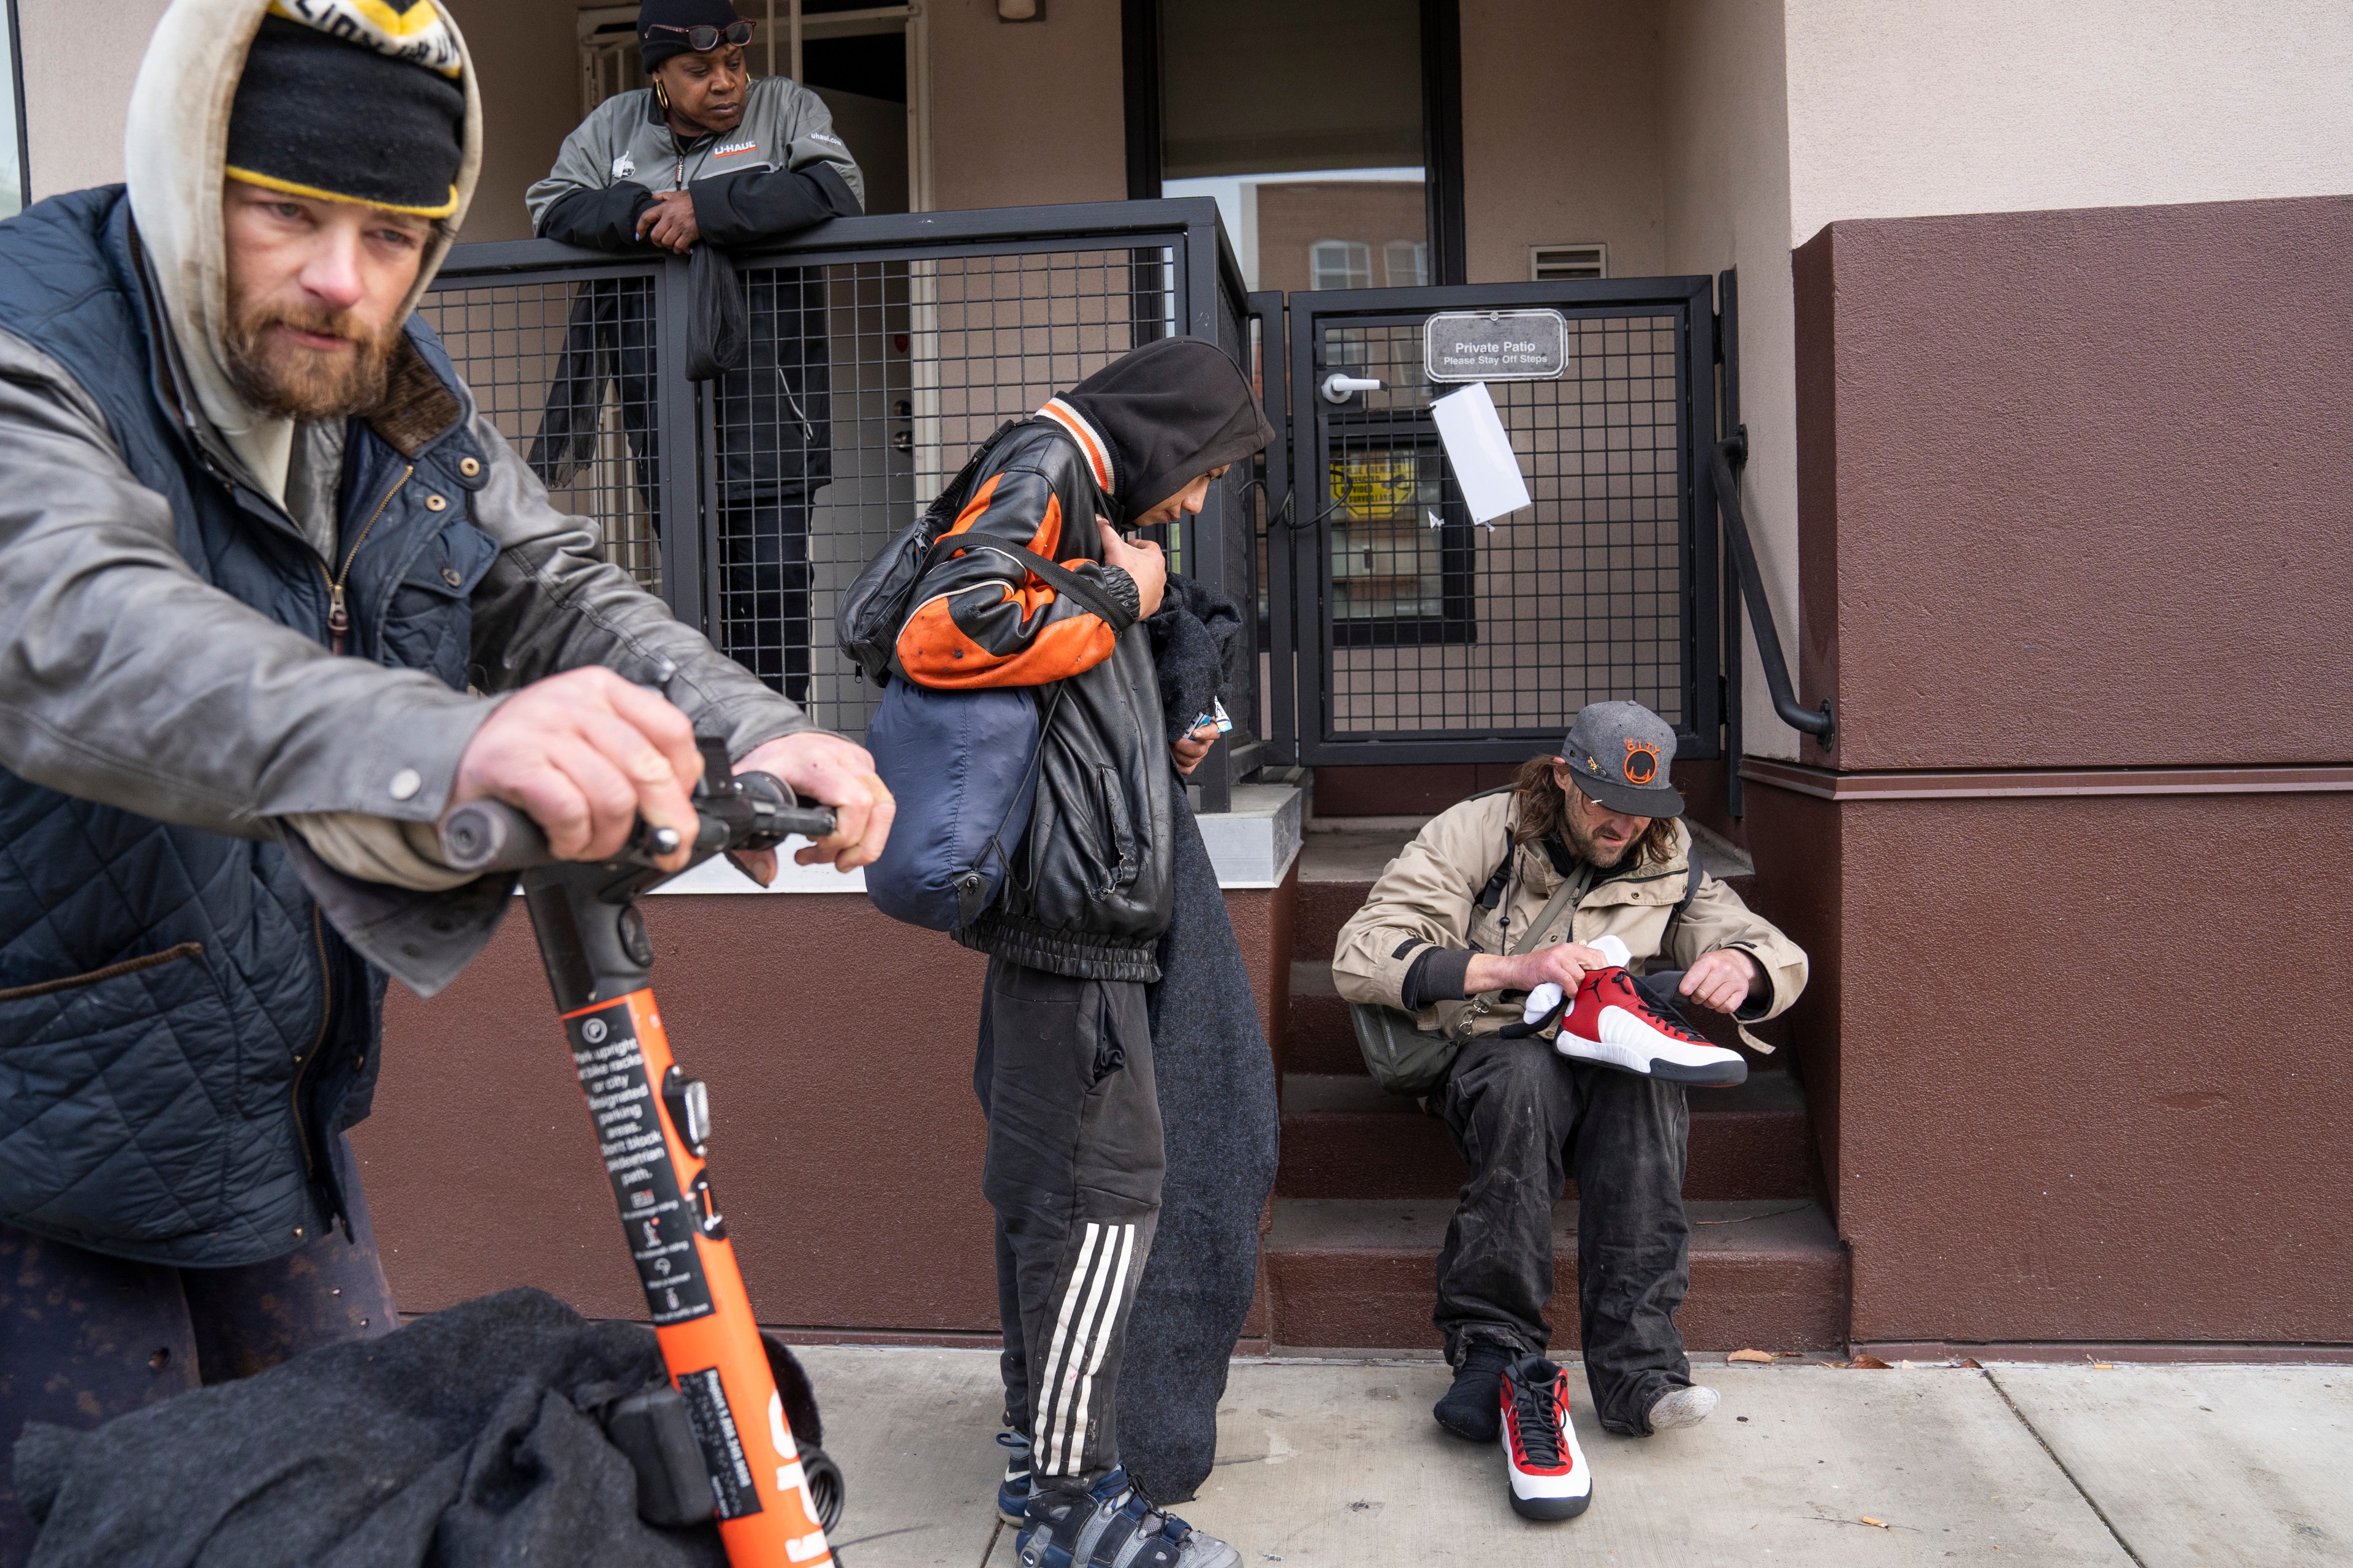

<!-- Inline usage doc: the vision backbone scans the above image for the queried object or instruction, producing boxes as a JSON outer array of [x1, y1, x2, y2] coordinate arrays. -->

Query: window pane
[[1310, 240, 1370, 291], [1158, 0, 1426, 293]]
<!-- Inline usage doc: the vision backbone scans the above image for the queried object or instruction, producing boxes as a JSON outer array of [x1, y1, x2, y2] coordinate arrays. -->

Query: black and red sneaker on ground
[[1500, 1355, 1592, 1521], [1554, 957, 1747, 1088]]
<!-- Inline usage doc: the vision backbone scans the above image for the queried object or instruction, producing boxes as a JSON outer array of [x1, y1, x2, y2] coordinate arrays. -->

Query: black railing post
[[1250, 290, 1295, 768], [652, 252, 705, 636], [1719, 270, 1744, 818], [1712, 428, 1834, 751]]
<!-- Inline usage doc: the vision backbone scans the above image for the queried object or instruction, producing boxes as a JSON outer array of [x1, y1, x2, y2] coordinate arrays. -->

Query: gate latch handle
[[1320, 373, 1383, 404]]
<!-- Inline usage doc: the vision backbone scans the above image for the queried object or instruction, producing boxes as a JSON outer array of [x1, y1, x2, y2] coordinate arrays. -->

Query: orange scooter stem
[[564, 987, 832, 1567], [441, 766, 839, 1568]]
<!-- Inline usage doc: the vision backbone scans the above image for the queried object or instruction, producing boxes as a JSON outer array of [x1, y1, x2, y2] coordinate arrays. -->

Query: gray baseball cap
[[1560, 701, 1684, 818]]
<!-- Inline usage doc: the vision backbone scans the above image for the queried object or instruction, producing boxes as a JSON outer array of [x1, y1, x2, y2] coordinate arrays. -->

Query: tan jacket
[[1331, 793, 1808, 1052]]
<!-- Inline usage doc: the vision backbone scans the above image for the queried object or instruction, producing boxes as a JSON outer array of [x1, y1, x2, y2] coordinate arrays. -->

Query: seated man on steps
[[1331, 701, 1808, 1520]]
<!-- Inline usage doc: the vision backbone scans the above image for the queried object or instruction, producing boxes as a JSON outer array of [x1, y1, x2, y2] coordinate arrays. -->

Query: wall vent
[[1529, 243, 1608, 282]]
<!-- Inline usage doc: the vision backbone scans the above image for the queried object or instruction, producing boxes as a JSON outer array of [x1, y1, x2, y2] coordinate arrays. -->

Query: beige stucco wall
[[1662, 0, 1801, 761], [1457, 0, 1665, 284], [447, 0, 599, 243], [1784, 0, 2353, 244], [21, 0, 170, 201], [927, 0, 1123, 212]]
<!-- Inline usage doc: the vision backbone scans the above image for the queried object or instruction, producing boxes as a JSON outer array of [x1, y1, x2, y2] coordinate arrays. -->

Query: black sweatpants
[[973, 955, 1166, 1493], [0, 1135, 397, 1567], [715, 490, 813, 703], [1434, 972, 1700, 1437]]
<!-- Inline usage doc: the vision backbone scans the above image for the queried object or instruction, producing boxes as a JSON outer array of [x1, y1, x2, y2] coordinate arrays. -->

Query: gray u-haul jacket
[[525, 75, 864, 249]]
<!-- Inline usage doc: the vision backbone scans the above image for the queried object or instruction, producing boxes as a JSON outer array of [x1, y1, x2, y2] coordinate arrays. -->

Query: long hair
[[1508, 755, 1680, 868]]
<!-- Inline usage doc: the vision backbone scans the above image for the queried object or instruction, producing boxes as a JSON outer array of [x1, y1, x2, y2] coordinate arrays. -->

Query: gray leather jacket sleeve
[[0, 330, 812, 840], [0, 332, 485, 839]]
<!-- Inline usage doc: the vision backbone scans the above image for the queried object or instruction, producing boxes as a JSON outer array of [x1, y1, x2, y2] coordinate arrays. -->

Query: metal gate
[[418, 199, 1262, 810], [1272, 278, 1722, 766]]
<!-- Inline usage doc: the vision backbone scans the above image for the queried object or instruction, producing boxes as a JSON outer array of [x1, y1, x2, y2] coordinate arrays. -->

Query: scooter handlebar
[[436, 772, 838, 876]]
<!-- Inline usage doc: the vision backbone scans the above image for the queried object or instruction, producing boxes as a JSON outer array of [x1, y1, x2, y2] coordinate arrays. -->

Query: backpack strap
[[1670, 857, 1703, 925], [921, 537, 1137, 635], [1473, 834, 1515, 911]]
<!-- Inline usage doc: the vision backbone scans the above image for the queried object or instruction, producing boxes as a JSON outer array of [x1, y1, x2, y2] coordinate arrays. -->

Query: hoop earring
[[652, 77, 672, 113]]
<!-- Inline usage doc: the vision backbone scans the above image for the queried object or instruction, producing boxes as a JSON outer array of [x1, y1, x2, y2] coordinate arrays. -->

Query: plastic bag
[[683, 243, 747, 382]]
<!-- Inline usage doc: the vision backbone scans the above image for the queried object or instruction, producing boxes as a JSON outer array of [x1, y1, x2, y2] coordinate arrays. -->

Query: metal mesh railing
[[419, 272, 666, 594], [1302, 304, 1691, 753], [721, 246, 1179, 735], [422, 205, 1253, 801]]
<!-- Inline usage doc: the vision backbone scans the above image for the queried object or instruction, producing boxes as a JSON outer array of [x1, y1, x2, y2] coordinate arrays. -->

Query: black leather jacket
[[894, 417, 1174, 980]]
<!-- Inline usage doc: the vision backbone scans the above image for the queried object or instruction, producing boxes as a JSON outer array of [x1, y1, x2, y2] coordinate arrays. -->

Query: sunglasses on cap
[[645, 19, 756, 50]]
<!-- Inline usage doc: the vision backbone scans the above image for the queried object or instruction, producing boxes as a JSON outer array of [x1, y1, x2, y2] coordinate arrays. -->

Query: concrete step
[[1263, 1197, 1849, 1353], [1276, 1070, 1816, 1202], [1284, 959, 1791, 1078]]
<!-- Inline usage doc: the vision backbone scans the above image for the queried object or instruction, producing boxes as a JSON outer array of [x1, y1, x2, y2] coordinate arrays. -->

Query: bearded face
[[219, 181, 431, 423], [1551, 769, 1651, 869], [221, 288, 399, 421]]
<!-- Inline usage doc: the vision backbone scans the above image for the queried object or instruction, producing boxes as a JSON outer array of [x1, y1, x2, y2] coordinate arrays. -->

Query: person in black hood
[[891, 336, 1270, 1568]]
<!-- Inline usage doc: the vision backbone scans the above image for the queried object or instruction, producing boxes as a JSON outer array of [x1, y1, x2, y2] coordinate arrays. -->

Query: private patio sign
[[1424, 309, 1568, 382]]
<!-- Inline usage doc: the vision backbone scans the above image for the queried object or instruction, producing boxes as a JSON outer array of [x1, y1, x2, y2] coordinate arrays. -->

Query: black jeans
[[0, 1135, 396, 1567], [973, 956, 1166, 1494], [715, 489, 813, 703], [1434, 972, 1697, 1437]]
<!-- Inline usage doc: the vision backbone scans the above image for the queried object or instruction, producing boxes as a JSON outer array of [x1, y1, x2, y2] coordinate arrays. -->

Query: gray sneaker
[[1647, 1384, 1720, 1431], [1017, 1468, 1240, 1568]]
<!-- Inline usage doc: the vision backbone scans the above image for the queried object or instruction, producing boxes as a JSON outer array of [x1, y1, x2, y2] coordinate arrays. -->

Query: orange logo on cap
[[1623, 739, 1660, 786]]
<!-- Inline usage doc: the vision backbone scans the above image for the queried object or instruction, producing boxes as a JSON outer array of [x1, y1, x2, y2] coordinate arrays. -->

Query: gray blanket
[[13, 1289, 729, 1568], [1116, 580, 1282, 1503]]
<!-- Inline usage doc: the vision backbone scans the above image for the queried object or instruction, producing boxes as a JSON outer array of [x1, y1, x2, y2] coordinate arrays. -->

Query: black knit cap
[[226, 10, 466, 219], [640, 0, 750, 72]]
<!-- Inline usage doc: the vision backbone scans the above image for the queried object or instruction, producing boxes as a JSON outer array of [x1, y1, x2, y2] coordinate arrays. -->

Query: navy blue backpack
[[841, 421, 1120, 933], [862, 679, 1062, 931]]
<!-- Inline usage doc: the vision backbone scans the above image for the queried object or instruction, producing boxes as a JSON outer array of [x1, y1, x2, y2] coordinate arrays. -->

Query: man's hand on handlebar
[[451, 668, 704, 873], [727, 731, 895, 885]]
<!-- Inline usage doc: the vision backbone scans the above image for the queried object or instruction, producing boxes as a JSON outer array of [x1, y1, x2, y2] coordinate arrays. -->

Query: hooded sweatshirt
[[1060, 336, 1276, 519], [895, 336, 1274, 692], [122, 0, 486, 511]]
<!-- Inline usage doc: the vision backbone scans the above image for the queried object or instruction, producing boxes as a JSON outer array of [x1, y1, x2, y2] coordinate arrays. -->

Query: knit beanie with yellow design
[[226, 1, 466, 219]]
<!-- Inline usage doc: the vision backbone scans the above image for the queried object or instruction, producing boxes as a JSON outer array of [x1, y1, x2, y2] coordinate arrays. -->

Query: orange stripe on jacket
[[945, 472, 1004, 540], [1039, 399, 1114, 493], [941, 474, 1060, 558], [896, 588, 1115, 688]]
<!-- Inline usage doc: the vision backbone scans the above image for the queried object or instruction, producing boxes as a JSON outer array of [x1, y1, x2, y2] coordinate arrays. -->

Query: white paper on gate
[[1429, 381, 1532, 525]]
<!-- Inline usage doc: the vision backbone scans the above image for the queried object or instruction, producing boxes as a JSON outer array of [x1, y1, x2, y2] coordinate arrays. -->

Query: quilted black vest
[[0, 187, 496, 1266]]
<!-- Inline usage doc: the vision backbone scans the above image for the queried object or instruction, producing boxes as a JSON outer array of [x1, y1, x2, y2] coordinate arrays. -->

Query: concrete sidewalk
[[798, 1347, 2353, 1567]]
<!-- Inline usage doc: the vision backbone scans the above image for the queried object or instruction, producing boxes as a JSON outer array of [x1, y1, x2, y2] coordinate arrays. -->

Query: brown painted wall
[[1791, 195, 2353, 772], [359, 881, 1293, 1334], [1766, 195, 2353, 1343], [1740, 782, 1841, 1199], [1743, 778, 2353, 1344]]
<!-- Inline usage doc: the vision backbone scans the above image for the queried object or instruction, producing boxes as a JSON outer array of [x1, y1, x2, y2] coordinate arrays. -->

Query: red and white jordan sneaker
[[1500, 1355, 1592, 1521], [1537, 934, 1747, 1086]]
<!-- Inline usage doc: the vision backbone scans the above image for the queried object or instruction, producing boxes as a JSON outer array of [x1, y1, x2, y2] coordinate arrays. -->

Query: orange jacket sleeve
[[895, 460, 1140, 689]]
